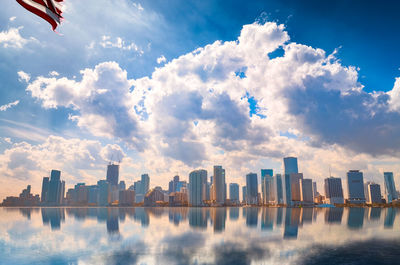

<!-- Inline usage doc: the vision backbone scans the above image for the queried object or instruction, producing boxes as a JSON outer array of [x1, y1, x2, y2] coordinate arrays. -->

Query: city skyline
[[2, 1, 400, 207], [2, 155, 399, 207]]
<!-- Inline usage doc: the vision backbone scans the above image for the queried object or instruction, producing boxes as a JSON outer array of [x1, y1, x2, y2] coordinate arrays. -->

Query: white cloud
[[132, 2, 144, 11], [26, 62, 146, 150], [17, 71, 31, 83], [157, 55, 166, 64], [9, 16, 16, 22], [49, 71, 59, 77], [0, 27, 36, 49], [99, 35, 143, 54], [0, 100, 19, 111]]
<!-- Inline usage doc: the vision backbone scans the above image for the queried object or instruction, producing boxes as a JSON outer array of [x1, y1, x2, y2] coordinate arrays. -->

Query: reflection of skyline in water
[[5, 207, 400, 237], [2, 207, 400, 264]]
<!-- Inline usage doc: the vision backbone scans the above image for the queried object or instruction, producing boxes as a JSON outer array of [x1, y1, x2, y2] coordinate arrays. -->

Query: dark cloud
[[159, 232, 205, 265], [298, 238, 400, 265], [287, 73, 400, 156]]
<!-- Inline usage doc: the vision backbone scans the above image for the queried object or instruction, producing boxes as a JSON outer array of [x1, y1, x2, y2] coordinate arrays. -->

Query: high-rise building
[[347, 170, 366, 204], [141, 174, 150, 195], [364, 181, 373, 203], [213, 166, 226, 205], [262, 175, 275, 204], [242, 186, 247, 203], [246, 173, 258, 205], [47, 170, 64, 205], [97, 180, 110, 206], [261, 169, 273, 197], [41, 177, 49, 203], [312, 181, 318, 197], [106, 164, 119, 187], [300, 178, 313, 203], [283, 174, 292, 206], [384, 172, 398, 203], [274, 174, 284, 204], [229, 183, 240, 203], [189, 169, 207, 206], [324, 177, 344, 204], [367, 183, 382, 204], [168, 175, 180, 194], [290, 173, 303, 202], [284, 157, 298, 175]]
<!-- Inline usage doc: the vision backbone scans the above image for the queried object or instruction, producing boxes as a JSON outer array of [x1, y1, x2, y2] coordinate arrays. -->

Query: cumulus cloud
[[157, 55, 166, 64], [26, 62, 146, 150], [9, 16, 16, 22], [17, 71, 30, 83], [0, 27, 36, 49], [20, 21, 400, 191], [0, 100, 19, 111]]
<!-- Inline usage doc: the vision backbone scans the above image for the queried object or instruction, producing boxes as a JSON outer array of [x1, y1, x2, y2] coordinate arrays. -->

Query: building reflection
[[246, 207, 259, 228], [369, 207, 381, 221], [301, 208, 313, 224], [325, 208, 343, 224], [107, 208, 119, 234], [284, 208, 301, 239], [210, 208, 226, 232], [188, 208, 207, 229], [41, 208, 65, 230], [229, 207, 239, 220], [384, 208, 396, 228], [261, 208, 275, 230], [347, 207, 365, 230], [169, 207, 188, 226]]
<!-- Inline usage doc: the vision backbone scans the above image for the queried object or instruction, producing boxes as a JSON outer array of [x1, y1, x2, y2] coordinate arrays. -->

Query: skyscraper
[[261, 169, 273, 197], [41, 177, 49, 203], [283, 173, 292, 206], [274, 174, 284, 204], [246, 173, 258, 205], [324, 177, 344, 204], [97, 180, 110, 206], [312, 181, 318, 197], [189, 169, 207, 206], [347, 170, 366, 204], [262, 175, 275, 204], [141, 174, 150, 195], [106, 164, 119, 187], [367, 183, 382, 204], [284, 157, 298, 175], [300, 179, 313, 203], [47, 170, 64, 205], [213, 166, 226, 205], [229, 183, 240, 203], [384, 172, 398, 203], [290, 173, 303, 202]]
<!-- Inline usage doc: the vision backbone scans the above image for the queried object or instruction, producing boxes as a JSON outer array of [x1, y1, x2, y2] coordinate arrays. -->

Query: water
[[0, 207, 399, 265]]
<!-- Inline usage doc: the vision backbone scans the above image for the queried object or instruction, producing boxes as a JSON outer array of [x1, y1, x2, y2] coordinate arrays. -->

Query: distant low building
[[1, 185, 40, 206], [169, 191, 188, 206]]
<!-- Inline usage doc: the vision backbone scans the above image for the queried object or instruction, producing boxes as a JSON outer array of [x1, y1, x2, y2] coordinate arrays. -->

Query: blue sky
[[1, 0, 400, 199]]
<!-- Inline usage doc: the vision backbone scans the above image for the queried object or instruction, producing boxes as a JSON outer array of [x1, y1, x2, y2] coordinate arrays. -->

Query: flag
[[16, 0, 64, 31]]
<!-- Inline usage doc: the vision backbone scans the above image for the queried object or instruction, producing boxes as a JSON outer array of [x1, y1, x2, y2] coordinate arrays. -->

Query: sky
[[1, 0, 400, 200]]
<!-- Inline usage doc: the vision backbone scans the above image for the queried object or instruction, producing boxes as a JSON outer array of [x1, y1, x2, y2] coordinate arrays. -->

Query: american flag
[[16, 0, 64, 31]]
